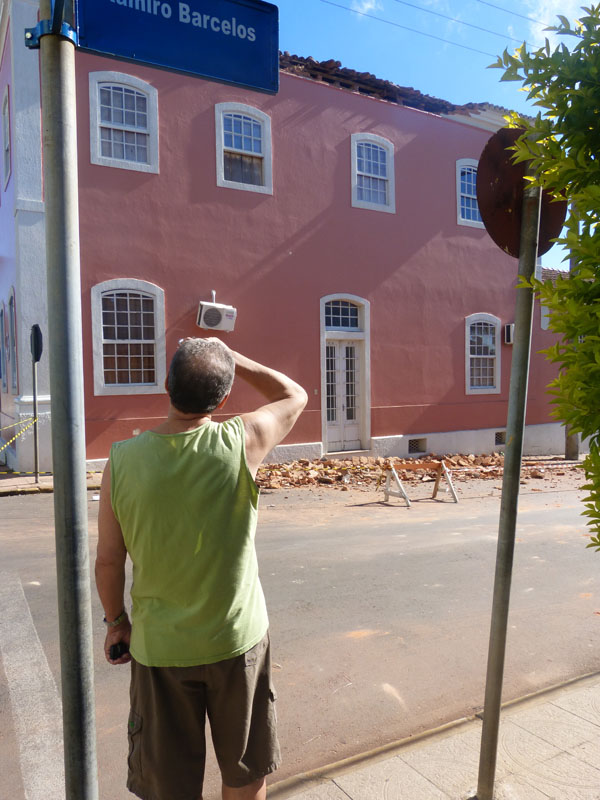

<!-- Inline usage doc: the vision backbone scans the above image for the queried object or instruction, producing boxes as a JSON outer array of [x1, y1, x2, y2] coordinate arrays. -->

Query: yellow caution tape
[[0, 471, 52, 476], [0, 417, 39, 455], [0, 416, 35, 432]]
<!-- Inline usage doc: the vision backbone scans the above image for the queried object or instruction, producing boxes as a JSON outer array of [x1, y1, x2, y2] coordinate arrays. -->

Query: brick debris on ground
[[254, 454, 584, 491]]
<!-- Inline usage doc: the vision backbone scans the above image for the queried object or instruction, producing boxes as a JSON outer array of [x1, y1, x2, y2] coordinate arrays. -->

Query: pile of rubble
[[255, 454, 580, 491]]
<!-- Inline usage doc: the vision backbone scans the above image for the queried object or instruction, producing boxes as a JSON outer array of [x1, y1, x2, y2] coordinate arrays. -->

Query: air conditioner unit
[[504, 323, 515, 345], [196, 300, 237, 332]]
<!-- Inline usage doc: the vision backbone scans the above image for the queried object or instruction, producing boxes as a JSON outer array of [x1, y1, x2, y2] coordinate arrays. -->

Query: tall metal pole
[[564, 241, 580, 462], [475, 181, 542, 800], [30, 324, 43, 484], [38, 2, 99, 797]]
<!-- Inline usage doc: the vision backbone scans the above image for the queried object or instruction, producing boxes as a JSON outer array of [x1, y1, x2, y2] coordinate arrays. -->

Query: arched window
[[456, 158, 483, 227], [2, 86, 11, 189], [0, 307, 6, 392], [89, 72, 159, 173], [325, 299, 361, 331], [465, 313, 501, 394], [215, 102, 273, 194], [351, 133, 395, 213], [8, 294, 17, 391], [91, 279, 166, 396]]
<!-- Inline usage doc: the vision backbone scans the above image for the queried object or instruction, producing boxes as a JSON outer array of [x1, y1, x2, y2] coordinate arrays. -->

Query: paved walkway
[[0, 470, 101, 495], [270, 673, 600, 800]]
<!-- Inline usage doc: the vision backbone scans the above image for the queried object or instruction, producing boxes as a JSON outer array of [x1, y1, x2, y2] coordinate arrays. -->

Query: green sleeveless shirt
[[110, 416, 268, 667]]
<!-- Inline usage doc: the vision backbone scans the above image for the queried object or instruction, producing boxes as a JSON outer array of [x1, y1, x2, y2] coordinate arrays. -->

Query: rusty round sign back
[[476, 127, 567, 258]]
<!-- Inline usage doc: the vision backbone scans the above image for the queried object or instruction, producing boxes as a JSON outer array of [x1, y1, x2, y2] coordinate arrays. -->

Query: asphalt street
[[0, 476, 598, 800]]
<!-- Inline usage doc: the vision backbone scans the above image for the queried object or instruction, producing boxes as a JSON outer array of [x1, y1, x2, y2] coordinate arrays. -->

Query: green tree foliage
[[490, 5, 600, 549]]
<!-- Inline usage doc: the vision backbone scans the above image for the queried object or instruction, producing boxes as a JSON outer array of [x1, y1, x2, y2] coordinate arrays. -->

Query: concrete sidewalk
[[270, 673, 600, 800], [0, 469, 101, 495]]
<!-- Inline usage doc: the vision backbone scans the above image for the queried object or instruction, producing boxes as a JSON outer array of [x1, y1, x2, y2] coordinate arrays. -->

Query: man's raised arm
[[231, 349, 308, 477]]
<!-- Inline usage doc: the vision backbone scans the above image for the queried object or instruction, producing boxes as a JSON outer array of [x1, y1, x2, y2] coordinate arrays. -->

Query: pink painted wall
[[74, 53, 558, 458], [0, 20, 16, 428]]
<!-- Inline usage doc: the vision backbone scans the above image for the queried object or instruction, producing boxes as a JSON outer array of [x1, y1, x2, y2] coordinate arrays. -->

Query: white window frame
[[351, 133, 395, 214], [91, 278, 166, 396], [465, 312, 501, 395], [320, 293, 371, 451], [215, 102, 273, 195], [456, 158, 484, 228], [89, 72, 159, 174], [2, 86, 11, 189]]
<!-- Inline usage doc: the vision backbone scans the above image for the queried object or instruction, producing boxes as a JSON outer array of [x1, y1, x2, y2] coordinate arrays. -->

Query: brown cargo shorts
[[126, 632, 280, 800]]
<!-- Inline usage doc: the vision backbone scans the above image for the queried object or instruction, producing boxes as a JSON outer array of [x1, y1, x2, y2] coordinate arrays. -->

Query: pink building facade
[[0, 0, 566, 472]]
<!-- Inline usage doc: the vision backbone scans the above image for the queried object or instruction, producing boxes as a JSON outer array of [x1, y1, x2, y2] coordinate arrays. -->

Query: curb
[[0, 482, 101, 497], [268, 670, 600, 799]]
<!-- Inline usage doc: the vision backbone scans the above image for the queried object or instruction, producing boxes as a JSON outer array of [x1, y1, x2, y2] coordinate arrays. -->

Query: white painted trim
[[2, 84, 11, 189], [371, 422, 580, 458], [215, 102, 273, 195], [14, 395, 53, 472], [9, 0, 44, 213], [15, 198, 44, 213], [456, 157, 484, 229], [87, 423, 578, 466], [87, 439, 326, 472], [264, 441, 323, 464], [14, 394, 51, 405], [91, 278, 167, 396], [324, 330, 365, 341], [465, 312, 501, 395], [0, 0, 10, 60], [320, 293, 371, 452], [447, 109, 506, 132], [89, 71, 159, 174], [541, 304, 550, 331], [351, 133, 395, 214]]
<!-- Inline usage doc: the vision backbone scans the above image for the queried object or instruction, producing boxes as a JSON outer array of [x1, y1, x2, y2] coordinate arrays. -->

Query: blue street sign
[[76, 0, 279, 93]]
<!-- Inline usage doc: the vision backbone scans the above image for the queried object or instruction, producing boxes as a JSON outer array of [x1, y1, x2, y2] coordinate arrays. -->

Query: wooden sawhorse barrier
[[383, 460, 459, 507]]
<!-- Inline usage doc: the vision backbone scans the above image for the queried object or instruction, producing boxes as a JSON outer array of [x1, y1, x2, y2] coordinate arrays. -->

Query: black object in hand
[[109, 641, 130, 660]]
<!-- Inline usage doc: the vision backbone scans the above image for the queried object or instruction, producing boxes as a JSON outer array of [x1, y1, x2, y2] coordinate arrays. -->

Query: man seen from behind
[[95, 338, 308, 800]]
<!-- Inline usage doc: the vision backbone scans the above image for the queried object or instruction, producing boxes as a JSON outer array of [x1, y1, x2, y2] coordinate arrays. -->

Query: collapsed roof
[[279, 51, 510, 122]]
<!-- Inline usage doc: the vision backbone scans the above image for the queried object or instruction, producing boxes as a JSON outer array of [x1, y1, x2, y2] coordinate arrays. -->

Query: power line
[[390, 0, 531, 46], [320, 0, 498, 57], [475, 0, 550, 28]]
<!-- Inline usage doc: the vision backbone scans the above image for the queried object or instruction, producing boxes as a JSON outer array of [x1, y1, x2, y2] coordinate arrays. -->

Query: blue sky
[[275, 0, 583, 269]]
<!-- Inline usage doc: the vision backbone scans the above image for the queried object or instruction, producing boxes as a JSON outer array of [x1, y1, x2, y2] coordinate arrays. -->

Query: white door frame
[[320, 294, 371, 453]]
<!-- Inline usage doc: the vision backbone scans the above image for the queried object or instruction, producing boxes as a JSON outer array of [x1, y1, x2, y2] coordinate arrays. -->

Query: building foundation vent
[[408, 438, 427, 455]]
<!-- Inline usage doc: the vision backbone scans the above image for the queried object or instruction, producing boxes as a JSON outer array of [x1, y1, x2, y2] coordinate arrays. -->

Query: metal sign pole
[[474, 181, 542, 800], [38, 1, 98, 797], [32, 349, 39, 484], [33, 360, 38, 482], [30, 325, 43, 484]]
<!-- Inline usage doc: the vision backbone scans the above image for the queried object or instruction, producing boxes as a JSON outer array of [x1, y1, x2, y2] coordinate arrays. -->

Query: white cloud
[[351, 0, 383, 13], [525, 0, 587, 47]]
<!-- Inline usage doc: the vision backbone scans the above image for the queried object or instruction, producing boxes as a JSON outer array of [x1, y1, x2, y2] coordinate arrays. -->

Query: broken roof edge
[[541, 267, 569, 282], [279, 51, 514, 127]]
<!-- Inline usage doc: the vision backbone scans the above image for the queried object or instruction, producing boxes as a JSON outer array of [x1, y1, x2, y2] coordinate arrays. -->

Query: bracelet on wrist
[[103, 609, 128, 627]]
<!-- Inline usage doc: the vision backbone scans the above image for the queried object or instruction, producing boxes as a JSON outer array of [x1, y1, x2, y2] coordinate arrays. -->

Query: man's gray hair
[[167, 339, 235, 414]]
